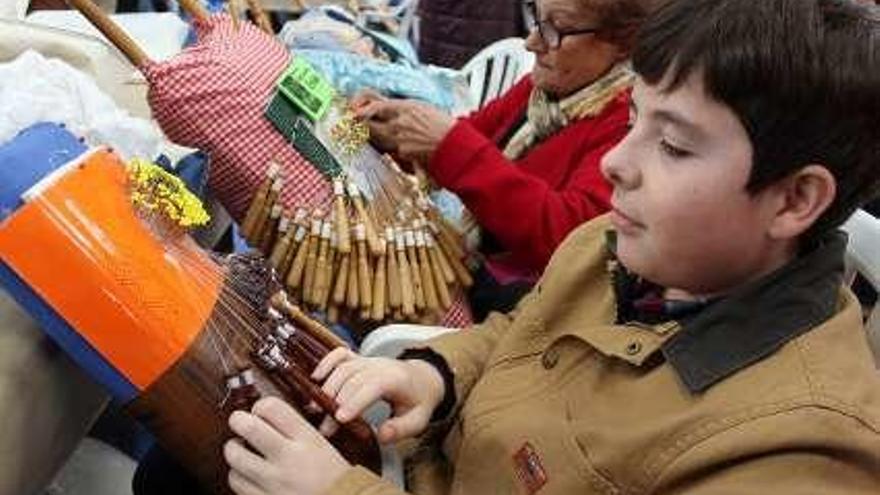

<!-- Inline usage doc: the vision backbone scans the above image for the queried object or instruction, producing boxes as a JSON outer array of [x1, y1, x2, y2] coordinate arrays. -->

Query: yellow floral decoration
[[127, 158, 210, 228]]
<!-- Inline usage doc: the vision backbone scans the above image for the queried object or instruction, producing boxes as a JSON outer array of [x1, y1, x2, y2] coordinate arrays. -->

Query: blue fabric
[[155, 150, 210, 198], [282, 9, 461, 110], [297, 49, 460, 111], [0, 123, 85, 221], [0, 122, 138, 401]]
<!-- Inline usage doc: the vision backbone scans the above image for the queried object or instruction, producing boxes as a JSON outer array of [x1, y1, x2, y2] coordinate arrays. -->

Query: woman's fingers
[[354, 99, 399, 121], [350, 89, 385, 110]]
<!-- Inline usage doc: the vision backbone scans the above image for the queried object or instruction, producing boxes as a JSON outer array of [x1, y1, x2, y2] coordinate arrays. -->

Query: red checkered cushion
[[141, 15, 332, 220]]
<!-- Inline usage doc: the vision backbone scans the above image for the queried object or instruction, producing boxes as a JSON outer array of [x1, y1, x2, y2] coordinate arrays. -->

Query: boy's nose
[[600, 139, 641, 191]]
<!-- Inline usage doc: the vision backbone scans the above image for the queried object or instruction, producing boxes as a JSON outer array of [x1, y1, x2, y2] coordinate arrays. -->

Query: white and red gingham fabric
[[141, 15, 332, 220], [139, 15, 471, 328]]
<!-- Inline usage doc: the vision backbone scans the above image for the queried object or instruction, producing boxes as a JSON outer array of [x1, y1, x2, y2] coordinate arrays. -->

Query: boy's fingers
[[321, 359, 365, 400], [318, 414, 340, 438], [228, 468, 266, 495], [305, 400, 322, 414], [223, 438, 268, 485], [377, 408, 431, 444], [334, 378, 382, 423], [251, 396, 322, 444], [229, 409, 287, 459], [312, 347, 356, 381]]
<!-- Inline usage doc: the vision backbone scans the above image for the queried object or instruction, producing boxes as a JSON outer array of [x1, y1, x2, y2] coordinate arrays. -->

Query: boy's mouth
[[609, 207, 643, 233]]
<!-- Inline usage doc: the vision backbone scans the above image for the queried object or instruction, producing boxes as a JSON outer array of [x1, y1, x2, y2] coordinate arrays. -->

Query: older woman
[[356, 0, 652, 319]]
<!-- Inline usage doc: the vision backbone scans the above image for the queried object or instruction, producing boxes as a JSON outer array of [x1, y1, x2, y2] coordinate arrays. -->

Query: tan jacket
[[328, 215, 880, 494]]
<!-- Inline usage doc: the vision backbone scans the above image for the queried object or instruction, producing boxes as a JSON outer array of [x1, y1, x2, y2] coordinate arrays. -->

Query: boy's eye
[[659, 139, 691, 159]]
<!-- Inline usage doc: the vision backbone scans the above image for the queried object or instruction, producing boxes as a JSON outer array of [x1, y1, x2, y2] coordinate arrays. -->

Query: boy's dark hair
[[633, 0, 880, 238]]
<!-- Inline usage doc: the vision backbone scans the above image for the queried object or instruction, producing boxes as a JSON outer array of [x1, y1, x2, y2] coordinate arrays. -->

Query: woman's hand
[[225, 397, 350, 495], [350, 89, 388, 111], [312, 348, 446, 444], [354, 98, 456, 165]]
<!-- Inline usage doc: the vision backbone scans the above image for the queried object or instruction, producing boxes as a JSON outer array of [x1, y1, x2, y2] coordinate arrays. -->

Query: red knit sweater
[[428, 76, 628, 276]]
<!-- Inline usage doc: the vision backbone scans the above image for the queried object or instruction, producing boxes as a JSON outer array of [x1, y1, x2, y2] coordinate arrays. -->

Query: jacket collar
[[610, 230, 847, 394]]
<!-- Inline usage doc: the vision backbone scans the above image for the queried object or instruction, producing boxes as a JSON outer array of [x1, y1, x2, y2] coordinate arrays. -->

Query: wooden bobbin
[[269, 211, 293, 270], [240, 163, 280, 241], [302, 216, 323, 305], [257, 203, 282, 254], [249, 177, 283, 245], [346, 231, 361, 310], [424, 231, 452, 309], [355, 224, 373, 311], [333, 179, 352, 254], [385, 228, 401, 310], [416, 229, 441, 313], [347, 181, 382, 256], [311, 221, 332, 307], [396, 230, 416, 317], [404, 229, 425, 311], [370, 240, 387, 321], [279, 209, 309, 278], [284, 222, 311, 292]]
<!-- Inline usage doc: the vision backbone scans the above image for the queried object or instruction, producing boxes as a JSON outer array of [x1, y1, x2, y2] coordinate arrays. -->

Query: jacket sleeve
[[427, 101, 624, 272], [417, 299, 523, 417], [651, 407, 880, 494], [323, 466, 412, 495]]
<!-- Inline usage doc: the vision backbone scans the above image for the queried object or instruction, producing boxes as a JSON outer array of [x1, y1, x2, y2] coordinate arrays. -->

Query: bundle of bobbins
[[238, 160, 473, 338]]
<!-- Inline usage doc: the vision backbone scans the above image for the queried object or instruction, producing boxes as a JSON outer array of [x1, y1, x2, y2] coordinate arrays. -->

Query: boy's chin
[[616, 240, 672, 288]]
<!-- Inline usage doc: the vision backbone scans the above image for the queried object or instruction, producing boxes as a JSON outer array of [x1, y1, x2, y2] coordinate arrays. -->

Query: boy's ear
[[767, 164, 837, 240]]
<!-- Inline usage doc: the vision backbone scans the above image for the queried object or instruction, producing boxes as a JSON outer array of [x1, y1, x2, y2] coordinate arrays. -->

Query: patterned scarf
[[503, 62, 634, 160]]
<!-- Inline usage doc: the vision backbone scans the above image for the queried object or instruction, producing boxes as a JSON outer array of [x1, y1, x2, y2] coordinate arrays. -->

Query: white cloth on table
[[0, 50, 161, 160], [0, 18, 153, 119]]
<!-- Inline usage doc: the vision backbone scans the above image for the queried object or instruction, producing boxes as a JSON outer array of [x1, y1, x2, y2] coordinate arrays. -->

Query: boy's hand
[[312, 348, 446, 444], [225, 397, 350, 495]]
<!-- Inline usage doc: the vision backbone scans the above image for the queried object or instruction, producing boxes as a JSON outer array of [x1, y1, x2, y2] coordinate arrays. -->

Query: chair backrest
[[356, 0, 420, 46], [459, 37, 534, 112], [841, 209, 880, 364], [395, 0, 418, 45]]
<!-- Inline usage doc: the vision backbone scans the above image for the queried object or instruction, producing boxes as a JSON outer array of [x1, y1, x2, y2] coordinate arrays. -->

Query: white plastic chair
[[356, 0, 420, 46], [841, 208, 880, 364], [458, 37, 535, 113], [360, 324, 457, 358]]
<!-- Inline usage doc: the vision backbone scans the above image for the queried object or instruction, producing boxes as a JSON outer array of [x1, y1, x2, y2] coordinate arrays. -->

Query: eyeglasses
[[525, 1, 600, 49]]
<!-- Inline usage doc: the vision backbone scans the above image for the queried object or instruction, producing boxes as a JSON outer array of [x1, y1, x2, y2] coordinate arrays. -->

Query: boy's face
[[601, 72, 790, 296]]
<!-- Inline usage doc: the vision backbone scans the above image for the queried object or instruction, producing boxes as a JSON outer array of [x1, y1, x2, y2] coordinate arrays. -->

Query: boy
[[223, 0, 880, 494]]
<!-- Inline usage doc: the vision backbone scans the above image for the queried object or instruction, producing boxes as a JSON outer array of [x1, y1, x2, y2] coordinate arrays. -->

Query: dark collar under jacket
[[610, 231, 848, 394]]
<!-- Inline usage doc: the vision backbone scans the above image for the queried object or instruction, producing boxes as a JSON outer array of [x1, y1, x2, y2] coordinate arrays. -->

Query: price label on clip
[[276, 58, 335, 122]]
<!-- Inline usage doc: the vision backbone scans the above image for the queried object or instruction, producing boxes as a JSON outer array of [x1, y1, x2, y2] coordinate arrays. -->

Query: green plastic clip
[[275, 57, 335, 122]]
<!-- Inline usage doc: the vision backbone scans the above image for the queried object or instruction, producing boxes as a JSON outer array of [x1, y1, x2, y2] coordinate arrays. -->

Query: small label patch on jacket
[[513, 442, 548, 494]]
